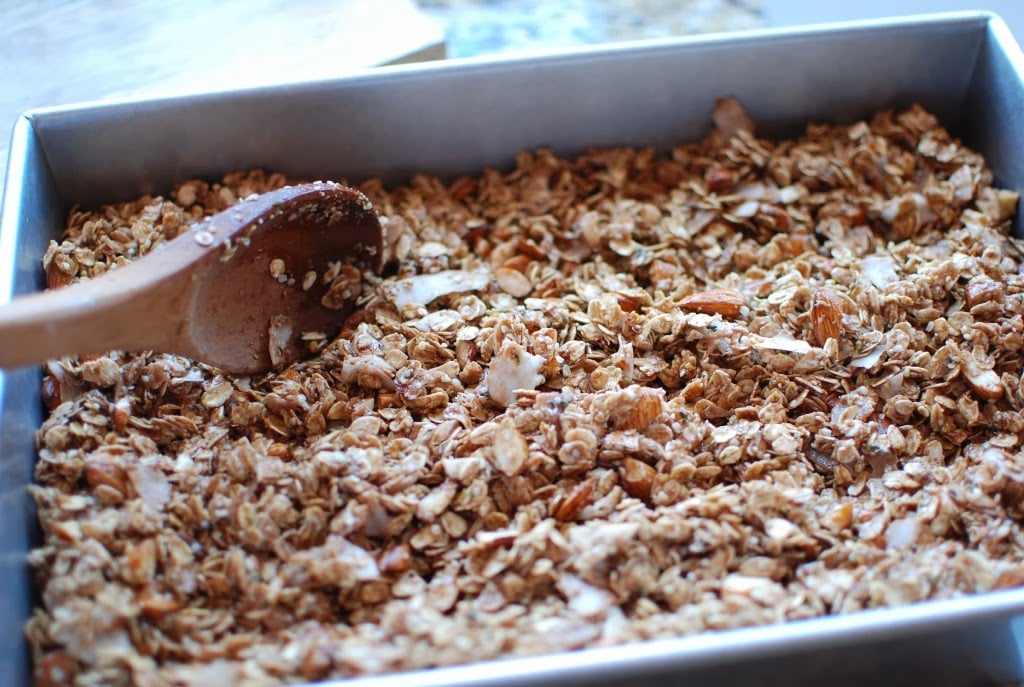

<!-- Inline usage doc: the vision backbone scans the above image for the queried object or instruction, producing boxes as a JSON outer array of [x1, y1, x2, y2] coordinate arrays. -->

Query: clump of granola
[[27, 102, 1024, 685]]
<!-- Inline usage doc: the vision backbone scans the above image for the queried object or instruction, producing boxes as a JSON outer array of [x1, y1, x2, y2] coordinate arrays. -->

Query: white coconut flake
[[486, 342, 545, 407], [885, 516, 920, 549], [601, 606, 629, 644], [267, 314, 293, 368], [749, 333, 812, 354], [775, 184, 804, 204], [949, 164, 975, 201], [733, 200, 760, 218], [880, 192, 936, 225], [862, 254, 899, 289], [170, 368, 205, 385], [385, 270, 490, 309], [456, 326, 481, 341], [721, 574, 771, 598], [850, 346, 886, 370], [408, 309, 462, 332], [764, 517, 798, 541], [414, 241, 451, 259], [338, 355, 396, 390], [172, 660, 244, 687], [557, 575, 614, 619], [128, 465, 171, 510], [736, 181, 767, 199], [174, 453, 195, 472], [345, 540, 382, 581]]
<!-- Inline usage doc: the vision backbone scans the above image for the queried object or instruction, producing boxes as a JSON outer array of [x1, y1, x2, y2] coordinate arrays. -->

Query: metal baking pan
[[4, 10, 1024, 686]]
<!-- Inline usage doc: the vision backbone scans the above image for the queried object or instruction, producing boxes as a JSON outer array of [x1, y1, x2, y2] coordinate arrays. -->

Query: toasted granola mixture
[[26, 101, 1024, 686]]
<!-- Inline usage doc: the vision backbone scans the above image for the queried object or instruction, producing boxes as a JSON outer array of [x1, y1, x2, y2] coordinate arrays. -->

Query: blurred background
[[2, 0, 1024, 186]]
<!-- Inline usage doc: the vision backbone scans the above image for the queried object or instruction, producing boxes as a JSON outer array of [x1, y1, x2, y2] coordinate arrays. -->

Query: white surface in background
[[762, 1, 1024, 38], [0, 0, 445, 191]]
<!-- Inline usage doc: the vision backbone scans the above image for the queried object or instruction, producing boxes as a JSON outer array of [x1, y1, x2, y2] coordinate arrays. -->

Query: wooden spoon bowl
[[0, 182, 383, 374]]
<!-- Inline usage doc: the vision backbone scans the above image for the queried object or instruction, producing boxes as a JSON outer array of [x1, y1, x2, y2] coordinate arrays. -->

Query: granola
[[26, 101, 1024, 686]]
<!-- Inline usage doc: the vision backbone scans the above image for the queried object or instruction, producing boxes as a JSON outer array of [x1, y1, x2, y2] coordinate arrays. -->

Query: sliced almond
[[553, 479, 594, 522]]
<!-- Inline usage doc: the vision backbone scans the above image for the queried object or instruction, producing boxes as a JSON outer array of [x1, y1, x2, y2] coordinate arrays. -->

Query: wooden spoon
[[0, 182, 383, 374]]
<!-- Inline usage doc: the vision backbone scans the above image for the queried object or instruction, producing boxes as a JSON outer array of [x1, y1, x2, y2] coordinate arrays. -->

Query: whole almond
[[41, 376, 62, 412], [705, 167, 737, 193], [84, 456, 129, 500], [810, 287, 842, 345], [964, 276, 1003, 309], [620, 457, 656, 501], [123, 538, 157, 586], [679, 288, 744, 318], [961, 356, 1004, 401], [45, 261, 74, 289], [611, 387, 664, 431]]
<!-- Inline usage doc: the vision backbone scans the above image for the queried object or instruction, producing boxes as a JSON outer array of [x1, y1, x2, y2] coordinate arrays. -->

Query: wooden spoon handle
[[0, 258, 195, 369]]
